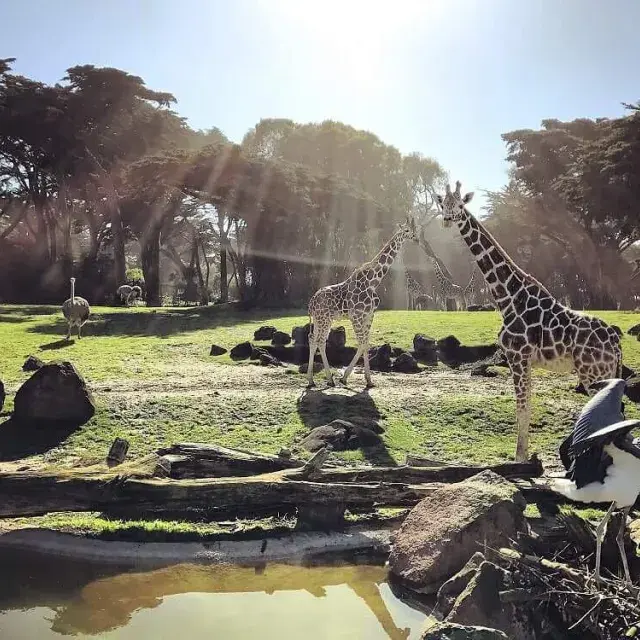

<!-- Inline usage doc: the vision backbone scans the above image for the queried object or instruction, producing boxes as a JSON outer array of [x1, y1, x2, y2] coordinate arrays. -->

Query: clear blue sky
[[4, 0, 640, 208]]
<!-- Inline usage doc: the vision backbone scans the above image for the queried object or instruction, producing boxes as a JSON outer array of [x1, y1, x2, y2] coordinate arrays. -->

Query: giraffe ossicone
[[437, 180, 622, 462], [306, 216, 423, 388]]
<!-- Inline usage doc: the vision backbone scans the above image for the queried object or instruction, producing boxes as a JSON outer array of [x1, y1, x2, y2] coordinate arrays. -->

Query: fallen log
[[155, 442, 305, 478], [0, 470, 441, 519], [284, 457, 543, 484]]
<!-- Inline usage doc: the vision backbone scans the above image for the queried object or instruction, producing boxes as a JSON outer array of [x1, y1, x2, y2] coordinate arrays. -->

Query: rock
[[612, 324, 623, 337], [327, 326, 346, 349], [250, 346, 268, 360], [413, 334, 436, 354], [271, 330, 292, 346], [13, 362, 96, 426], [292, 324, 311, 346], [254, 325, 277, 341], [230, 341, 253, 360], [629, 323, 640, 336], [368, 343, 392, 371], [209, 344, 227, 356], [278, 448, 291, 458], [259, 352, 281, 367], [444, 561, 536, 640], [480, 305, 495, 311], [470, 365, 497, 378], [301, 419, 383, 452], [389, 470, 526, 593], [437, 336, 501, 369], [298, 361, 322, 374], [0, 380, 4, 413], [421, 622, 508, 640], [436, 552, 486, 618], [466, 304, 483, 312], [392, 347, 404, 358], [626, 378, 640, 403], [393, 352, 421, 373], [22, 355, 44, 372]]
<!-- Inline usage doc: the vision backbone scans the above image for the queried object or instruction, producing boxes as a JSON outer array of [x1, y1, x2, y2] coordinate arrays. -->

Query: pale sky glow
[[3, 0, 640, 210]]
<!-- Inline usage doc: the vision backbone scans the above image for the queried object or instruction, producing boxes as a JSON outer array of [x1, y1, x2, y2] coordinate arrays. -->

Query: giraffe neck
[[454, 209, 551, 314], [358, 230, 408, 289]]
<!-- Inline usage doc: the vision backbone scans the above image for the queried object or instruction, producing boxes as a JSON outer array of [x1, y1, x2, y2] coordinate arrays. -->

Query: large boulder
[[301, 419, 383, 452], [271, 330, 292, 346], [628, 323, 640, 336], [393, 352, 421, 373], [389, 471, 526, 593], [259, 352, 281, 367], [230, 341, 253, 360], [13, 362, 95, 426], [254, 325, 277, 341], [421, 623, 508, 640], [327, 326, 346, 349]]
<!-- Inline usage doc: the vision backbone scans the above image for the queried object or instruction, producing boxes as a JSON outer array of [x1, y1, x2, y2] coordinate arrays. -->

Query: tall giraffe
[[307, 218, 423, 388], [405, 268, 433, 310], [430, 257, 465, 311], [437, 181, 622, 461]]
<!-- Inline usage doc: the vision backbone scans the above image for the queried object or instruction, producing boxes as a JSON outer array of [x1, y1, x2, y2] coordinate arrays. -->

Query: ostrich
[[551, 378, 640, 585], [61, 277, 91, 340]]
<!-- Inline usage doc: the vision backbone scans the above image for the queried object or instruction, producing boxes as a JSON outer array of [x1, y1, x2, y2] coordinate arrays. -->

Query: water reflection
[[0, 551, 425, 639]]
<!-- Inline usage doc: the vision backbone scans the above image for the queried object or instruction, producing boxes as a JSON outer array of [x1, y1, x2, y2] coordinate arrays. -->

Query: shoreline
[[0, 523, 394, 567]]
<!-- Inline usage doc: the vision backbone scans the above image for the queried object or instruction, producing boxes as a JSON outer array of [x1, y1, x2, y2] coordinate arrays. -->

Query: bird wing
[[570, 379, 627, 455], [579, 419, 640, 448]]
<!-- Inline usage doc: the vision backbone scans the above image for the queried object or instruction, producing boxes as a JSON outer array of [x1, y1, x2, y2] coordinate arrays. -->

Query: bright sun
[[258, 0, 437, 90]]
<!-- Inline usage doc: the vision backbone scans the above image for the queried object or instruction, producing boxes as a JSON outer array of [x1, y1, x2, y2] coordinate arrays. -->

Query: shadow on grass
[[296, 388, 396, 466], [0, 417, 80, 462], [26, 305, 307, 339], [39, 339, 75, 351], [0, 305, 59, 317]]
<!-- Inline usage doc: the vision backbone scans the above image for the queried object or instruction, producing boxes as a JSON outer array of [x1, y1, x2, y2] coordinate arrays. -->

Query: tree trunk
[[141, 228, 161, 306]]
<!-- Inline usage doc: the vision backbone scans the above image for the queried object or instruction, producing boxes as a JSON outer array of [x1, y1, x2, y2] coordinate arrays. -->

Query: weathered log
[[155, 442, 305, 478], [285, 457, 543, 484], [0, 470, 439, 519]]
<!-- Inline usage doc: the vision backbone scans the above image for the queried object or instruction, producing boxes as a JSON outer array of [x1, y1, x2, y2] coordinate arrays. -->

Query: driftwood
[[155, 442, 305, 478], [285, 457, 543, 484], [0, 470, 441, 519]]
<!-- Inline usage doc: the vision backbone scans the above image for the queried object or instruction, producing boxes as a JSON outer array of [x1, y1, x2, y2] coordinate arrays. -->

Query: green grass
[[1, 304, 639, 472]]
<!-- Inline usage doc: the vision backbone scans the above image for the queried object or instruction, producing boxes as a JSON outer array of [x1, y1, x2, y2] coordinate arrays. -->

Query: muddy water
[[0, 550, 426, 639]]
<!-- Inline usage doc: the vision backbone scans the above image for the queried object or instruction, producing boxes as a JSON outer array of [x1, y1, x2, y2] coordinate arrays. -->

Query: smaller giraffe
[[430, 257, 465, 311], [405, 268, 433, 310], [463, 267, 492, 307], [307, 217, 423, 388]]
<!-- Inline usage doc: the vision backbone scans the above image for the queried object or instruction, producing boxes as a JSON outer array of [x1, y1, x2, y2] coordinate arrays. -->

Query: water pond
[[0, 549, 427, 639]]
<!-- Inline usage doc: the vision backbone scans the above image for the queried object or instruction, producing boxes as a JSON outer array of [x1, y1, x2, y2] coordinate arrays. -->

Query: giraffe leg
[[306, 320, 331, 387], [65, 324, 71, 340], [342, 312, 374, 387], [616, 506, 632, 585], [318, 339, 335, 387], [507, 355, 532, 462]]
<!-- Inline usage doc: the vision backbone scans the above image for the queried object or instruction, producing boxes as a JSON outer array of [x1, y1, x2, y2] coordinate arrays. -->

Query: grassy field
[[1, 304, 639, 474]]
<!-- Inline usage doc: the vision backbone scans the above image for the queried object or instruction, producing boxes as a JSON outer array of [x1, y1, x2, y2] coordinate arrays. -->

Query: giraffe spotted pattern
[[405, 268, 433, 310], [307, 218, 423, 388], [437, 181, 622, 461]]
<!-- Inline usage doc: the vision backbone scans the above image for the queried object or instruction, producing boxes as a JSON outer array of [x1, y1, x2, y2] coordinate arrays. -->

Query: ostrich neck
[[71, 282, 75, 302]]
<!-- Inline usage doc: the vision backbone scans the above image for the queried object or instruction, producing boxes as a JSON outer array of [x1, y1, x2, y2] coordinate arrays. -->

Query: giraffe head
[[435, 181, 474, 228], [397, 215, 421, 243]]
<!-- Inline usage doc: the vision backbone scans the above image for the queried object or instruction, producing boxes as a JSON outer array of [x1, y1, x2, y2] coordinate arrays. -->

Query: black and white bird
[[61, 277, 91, 340], [551, 378, 640, 585]]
